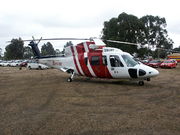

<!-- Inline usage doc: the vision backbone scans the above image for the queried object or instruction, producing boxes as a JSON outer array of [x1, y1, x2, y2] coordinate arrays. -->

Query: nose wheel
[[138, 81, 144, 86]]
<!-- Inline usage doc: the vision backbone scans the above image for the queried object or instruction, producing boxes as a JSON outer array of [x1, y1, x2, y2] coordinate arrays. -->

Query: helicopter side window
[[91, 56, 100, 66], [110, 55, 124, 67], [102, 56, 107, 65]]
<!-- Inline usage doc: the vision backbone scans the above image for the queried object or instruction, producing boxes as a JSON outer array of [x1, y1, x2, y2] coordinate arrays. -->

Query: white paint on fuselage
[[102, 47, 159, 79], [135, 63, 159, 78], [38, 56, 79, 74]]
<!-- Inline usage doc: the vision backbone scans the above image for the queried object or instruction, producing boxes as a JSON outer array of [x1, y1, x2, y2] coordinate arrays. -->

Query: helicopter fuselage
[[38, 41, 159, 82]]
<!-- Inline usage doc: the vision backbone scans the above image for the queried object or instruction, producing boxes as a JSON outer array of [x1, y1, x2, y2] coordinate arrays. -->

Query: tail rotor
[[28, 37, 42, 58]]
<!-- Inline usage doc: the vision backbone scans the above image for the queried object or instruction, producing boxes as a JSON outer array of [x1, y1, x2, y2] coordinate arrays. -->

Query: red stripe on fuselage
[[75, 43, 92, 77], [70, 46, 82, 76], [71, 41, 112, 78], [104, 66, 112, 78]]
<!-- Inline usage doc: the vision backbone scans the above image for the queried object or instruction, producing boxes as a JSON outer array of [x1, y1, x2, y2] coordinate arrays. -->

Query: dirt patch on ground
[[0, 66, 180, 135]]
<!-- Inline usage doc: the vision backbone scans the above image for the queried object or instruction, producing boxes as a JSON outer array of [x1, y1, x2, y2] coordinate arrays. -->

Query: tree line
[[102, 12, 176, 58], [1, 38, 61, 60]]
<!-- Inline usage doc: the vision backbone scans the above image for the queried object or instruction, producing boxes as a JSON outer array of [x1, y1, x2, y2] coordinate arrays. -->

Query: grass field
[[0, 66, 180, 135]]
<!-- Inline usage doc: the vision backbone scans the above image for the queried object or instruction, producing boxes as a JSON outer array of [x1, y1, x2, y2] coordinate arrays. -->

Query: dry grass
[[0, 65, 180, 135]]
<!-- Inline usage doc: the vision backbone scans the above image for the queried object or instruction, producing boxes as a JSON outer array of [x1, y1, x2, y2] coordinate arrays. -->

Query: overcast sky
[[0, 0, 180, 52]]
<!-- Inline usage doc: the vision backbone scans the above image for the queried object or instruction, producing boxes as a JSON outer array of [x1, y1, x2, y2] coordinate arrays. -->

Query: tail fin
[[28, 41, 41, 58]]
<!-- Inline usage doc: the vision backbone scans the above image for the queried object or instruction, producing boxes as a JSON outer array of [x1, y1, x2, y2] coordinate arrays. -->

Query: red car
[[20, 60, 28, 67], [147, 60, 162, 68], [141, 60, 149, 65], [160, 60, 177, 68]]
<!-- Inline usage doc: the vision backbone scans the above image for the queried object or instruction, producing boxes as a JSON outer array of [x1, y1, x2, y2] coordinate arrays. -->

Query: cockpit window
[[110, 55, 124, 67], [122, 55, 138, 67]]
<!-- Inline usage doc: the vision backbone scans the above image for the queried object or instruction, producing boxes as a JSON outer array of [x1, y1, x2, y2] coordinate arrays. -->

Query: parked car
[[141, 60, 149, 65], [9, 60, 22, 67], [27, 61, 48, 70], [0, 61, 10, 67], [171, 59, 178, 65], [20, 60, 29, 67], [147, 60, 162, 68], [160, 60, 177, 68], [0, 61, 3, 66]]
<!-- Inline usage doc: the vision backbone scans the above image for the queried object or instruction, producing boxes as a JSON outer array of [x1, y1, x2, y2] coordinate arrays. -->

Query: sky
[[0, 0, 180, 53]]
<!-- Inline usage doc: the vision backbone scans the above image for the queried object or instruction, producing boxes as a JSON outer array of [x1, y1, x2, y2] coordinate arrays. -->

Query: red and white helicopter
[[28, 37, 159, 86]]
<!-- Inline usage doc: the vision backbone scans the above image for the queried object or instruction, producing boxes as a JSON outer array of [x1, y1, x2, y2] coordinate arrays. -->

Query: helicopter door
[[90, 55, 110, 78], [108, 55, 127, 78]]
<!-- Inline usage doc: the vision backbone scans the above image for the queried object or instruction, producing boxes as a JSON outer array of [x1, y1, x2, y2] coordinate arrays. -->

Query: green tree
[[102, 13, 173, 58], [153, 49, 167, 59], [64, 41, 73, 47], [55, 49, 61, 56], [4, 38, 24, 60], [41, 42, 55, 56], [23, 46, 34, 59], [140, 15, 173, 52], [137, 47, 152, 59], [102, 12, 145, 54], [0, 48, 2, 58], [62, 41, 73, 54], [173, 46, 180, 52]]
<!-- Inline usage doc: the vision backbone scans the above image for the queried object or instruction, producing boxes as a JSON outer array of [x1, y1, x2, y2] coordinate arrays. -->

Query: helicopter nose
[[148, 68, 159, 77]]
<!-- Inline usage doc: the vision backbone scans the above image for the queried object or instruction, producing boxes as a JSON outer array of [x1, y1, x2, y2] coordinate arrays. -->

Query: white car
[[27, 62, 48, 70], [0, 61, 4, 66], [9, 60, 22, 67], [0, 61, 10, 66]]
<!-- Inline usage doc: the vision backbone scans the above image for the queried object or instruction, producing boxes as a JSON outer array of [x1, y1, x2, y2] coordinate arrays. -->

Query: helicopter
[[27, 37, 159, 86]]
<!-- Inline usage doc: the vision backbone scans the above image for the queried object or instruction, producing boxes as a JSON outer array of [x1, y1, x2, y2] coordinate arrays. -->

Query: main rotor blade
[[22, 38, 90, 42], [106, 40, 139, 46]]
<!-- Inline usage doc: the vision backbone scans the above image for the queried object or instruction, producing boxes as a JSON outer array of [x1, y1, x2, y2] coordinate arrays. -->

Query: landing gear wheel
[[67, 78, 72, 82], [138, 81, 144, 86], [67, 71, 74, 82], [38, 66, 42, 70], [28, 66, 31, 70]]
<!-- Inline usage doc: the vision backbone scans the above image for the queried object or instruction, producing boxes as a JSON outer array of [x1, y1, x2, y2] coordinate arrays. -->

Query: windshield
[[149, 60, 160, 63], [122, 55, 138, 67]]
